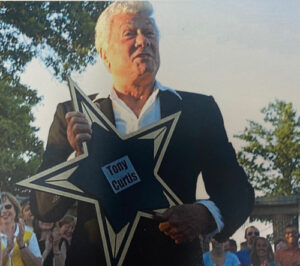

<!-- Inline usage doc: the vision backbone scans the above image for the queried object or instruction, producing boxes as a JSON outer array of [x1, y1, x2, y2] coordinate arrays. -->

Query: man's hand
[[65, 112, 92, 155], [155, 204, 216, 244]]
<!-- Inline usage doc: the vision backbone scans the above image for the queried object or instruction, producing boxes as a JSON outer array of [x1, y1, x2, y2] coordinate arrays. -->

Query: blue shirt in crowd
[[235, 247, 250, 266]]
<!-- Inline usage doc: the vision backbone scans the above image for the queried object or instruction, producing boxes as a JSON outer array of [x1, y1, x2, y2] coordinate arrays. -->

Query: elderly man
[[31, 2, 254, 266]]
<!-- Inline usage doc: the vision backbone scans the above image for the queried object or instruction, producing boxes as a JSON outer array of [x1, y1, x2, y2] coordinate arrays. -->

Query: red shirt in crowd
[[275, 246, 300, 266]]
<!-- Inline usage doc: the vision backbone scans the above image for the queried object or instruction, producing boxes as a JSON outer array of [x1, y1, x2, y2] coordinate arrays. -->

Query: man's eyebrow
[[119, 22, 134, 29]]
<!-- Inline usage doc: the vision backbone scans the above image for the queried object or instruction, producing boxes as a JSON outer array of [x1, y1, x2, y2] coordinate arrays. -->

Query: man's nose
[[135, 30, 150, 48]]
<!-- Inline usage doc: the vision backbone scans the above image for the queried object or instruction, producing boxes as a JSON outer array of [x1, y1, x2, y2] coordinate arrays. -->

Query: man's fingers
[[172, 234, 185, 243], [74, 133, 92, 143], [159, 222, 193, 244], [65, 111, 86, 122], [158, 221, 172, 232], [171, 228, 195, 244], [68, 115, 90, 127], [72, 123, 92, 135], [74, 133, 92, 154], [159, 222, 178, 235], [66, 112, 91, 131], [157, 204, 212, 244], [68, 117, 92, 136], [66, 111, 92, 153]]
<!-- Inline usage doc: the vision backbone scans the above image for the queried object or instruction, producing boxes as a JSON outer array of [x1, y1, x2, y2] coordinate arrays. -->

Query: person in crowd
[[250, 237, 274, 266], [0, 192, 42, 266], [34, 220, 66, 266], [203, 238, 240, 266], [58, 215, 76, 246], [236, 226, 260, 266], [34, 220, 54, 264], [30, 1, 254, 265], [275, 224, 300, 266], [224, 239, 238, 253], [21, 199, 34, 229]]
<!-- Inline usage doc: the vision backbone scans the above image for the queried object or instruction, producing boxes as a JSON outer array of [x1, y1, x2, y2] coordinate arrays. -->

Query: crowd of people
[[1, 192, 299, 266], [0, 192, 76, 266], [203, 224, 300, 266]]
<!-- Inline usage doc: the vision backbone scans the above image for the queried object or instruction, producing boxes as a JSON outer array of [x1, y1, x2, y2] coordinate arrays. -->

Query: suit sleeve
[[30, 101, 75, 222], [201, 96, 254, 241]]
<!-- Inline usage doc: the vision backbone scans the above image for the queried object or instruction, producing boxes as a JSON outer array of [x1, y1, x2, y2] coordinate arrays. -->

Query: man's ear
[[100, 48, 111, 73]]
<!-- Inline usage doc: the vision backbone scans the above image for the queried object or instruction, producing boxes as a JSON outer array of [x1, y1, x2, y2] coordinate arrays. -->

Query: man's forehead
[[112, 13, 154, 28], [247, 227, 258, 232], [285, 227, 298, 233]]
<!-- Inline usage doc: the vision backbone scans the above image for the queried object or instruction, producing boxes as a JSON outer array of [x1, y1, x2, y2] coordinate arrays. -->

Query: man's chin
[[136, 61, 158, 75]]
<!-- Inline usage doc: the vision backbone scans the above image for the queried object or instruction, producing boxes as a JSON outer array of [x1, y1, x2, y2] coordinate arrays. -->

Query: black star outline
[[17, 77, 183, 266]]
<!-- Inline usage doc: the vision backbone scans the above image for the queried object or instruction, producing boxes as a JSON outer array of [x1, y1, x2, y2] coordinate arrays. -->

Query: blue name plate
[[101, 155, 141, 194]]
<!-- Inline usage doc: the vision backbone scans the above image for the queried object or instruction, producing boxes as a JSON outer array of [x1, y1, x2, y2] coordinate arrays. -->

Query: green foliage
[[0, 1, 110, 80], [235, 100, 300, 196], [0, 77, 43, 194], [0, 2, 110, 194], [266, 233, 273, 245]]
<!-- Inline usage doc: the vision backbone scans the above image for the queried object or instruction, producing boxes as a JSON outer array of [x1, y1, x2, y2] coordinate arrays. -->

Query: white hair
[[95, 1, 158, 56]]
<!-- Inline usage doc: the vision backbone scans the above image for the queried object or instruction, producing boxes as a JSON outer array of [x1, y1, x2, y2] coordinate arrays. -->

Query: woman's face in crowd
[[256, 238, 268, 257], [60, 222, 75, 238], [0, 198, 16, 224], [22, 203, 34, 222]]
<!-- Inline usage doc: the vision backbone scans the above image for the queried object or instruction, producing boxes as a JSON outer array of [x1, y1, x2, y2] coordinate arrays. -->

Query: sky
[[20, 0, 300, 244]]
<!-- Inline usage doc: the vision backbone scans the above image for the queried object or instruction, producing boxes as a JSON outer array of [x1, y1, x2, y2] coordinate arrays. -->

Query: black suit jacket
[[31, 90, 254, 266]]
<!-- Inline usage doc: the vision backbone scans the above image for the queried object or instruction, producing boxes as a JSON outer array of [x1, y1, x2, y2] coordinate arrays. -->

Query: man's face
[[285, 226, 299, 247], [245, 227, 259, 246], [103, 13, 160, 85]]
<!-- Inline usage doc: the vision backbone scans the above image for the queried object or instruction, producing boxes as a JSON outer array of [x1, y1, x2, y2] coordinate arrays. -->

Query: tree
[[0, 2, 110, 193], [0, 77, 43, 194], [235, 100, 300, 196], [0, 1, 110, 80]]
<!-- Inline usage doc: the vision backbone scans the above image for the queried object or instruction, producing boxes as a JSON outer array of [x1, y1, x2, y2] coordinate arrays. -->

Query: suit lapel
[[159, 90, 182, 118], [94, 97, 116, 125]]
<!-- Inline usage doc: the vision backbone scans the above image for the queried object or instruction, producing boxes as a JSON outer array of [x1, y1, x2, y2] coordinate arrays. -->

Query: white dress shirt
[[94, 81, 224, 237]]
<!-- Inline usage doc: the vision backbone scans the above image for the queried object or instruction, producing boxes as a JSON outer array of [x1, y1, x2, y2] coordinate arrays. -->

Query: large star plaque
[[17, 77, 183, 266]]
